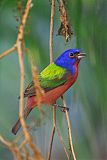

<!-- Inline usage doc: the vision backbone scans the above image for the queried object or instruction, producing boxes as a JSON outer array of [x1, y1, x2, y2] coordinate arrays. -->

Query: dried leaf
[[57, 0, 73, 42]]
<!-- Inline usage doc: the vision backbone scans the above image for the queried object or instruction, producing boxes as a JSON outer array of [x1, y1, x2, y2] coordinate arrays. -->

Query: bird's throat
[[69, 64, 78, 77]]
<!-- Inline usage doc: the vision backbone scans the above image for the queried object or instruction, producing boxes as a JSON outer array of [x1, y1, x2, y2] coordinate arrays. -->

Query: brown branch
[[0, 2, 34, 149], [48, 107, 70, 160], [48, 106, 56, 160], [16, 0, 44, 159], [0, 135, 22, 160], [19, 139, 27, 150], [22, 145, 30, 160], [16, 0, 32, 43], [0, 45, 16, 59], [0, 1, 36, 159], [16, 0, 31, 146], [48, 0, 56, 159], [49, 0, 55, 63], [30, 56, 44, 110], [0, 135, 12, 147], [48, 126, 55, 160], [49, 1, 70, 159], [56, 127, 70, 160], [61, 95, 76, 160]]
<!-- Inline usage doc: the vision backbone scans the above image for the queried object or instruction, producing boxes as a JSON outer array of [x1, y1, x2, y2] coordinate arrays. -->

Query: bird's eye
[[69, 52, 74, 57]]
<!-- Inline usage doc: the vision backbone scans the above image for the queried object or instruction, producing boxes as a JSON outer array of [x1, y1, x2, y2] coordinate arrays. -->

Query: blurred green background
[[0, 0, 107, 159]]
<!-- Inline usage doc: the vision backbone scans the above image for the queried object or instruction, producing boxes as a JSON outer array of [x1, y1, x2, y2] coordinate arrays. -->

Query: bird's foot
[[53, 104, 69, 112]]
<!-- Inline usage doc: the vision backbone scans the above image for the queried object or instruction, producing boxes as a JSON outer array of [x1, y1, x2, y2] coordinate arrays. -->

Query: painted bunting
[[12, 49, 85, 135]]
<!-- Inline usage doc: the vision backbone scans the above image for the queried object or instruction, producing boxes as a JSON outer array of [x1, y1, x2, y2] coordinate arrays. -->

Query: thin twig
[[30, 56, 44, 110], [0, 135, 12, 146], [56, 127, 70, 160], [61, 95, 76, 160], [0, 0, 43, 159], [22, 145, 30, 160], [49, 1, 70, 159], [16, 0, 44, 159], [48, 0, 56, 159], [49, 0, 55, 63], [0, 135, 22, 160], [0, 45, 16, 59], [48, 106, 56, 160], [16, 0, 31, 145], [19, 139, 27, 150], [48, 126, 55, 160]]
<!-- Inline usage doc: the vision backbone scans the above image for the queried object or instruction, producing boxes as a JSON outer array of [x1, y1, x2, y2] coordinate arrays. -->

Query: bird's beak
[[77, 53, 86, 59]]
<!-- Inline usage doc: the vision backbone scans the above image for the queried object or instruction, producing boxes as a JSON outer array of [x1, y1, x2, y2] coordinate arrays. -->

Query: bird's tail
[[12, 107, 32, 135]]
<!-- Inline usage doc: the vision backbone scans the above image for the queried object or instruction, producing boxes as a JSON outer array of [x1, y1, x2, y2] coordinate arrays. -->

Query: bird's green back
[[40, 63, 67, 89], [24, 63, 68, 97]]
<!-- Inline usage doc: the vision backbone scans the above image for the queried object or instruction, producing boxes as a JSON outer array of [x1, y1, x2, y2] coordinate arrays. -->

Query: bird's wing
[[24, 63, 68, 97]]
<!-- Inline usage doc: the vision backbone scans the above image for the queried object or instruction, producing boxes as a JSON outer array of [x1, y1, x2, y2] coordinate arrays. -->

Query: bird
[[12, 48, 85, 135]]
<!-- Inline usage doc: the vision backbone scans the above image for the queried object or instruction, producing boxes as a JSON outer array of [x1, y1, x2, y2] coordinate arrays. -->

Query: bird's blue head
[[55, 49, 85, 74]]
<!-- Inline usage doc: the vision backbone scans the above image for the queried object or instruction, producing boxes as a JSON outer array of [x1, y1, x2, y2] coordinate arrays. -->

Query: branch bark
[[0, 136, 22, 160], [48, 0, 56, 159], [48, 1, 70, 159], [16, 0, 43, 159], [49, 0, 55, 63], [0, 45, 16, 59], [48, 106, 56, 160], [0, 0, 44, 159], [61, 95, 76, 160], [56, 127, 70, 160]]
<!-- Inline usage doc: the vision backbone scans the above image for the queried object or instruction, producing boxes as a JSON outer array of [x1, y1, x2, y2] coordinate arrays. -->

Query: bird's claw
[[53, 104, 69, 112], [60, 106, 69, 112]]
